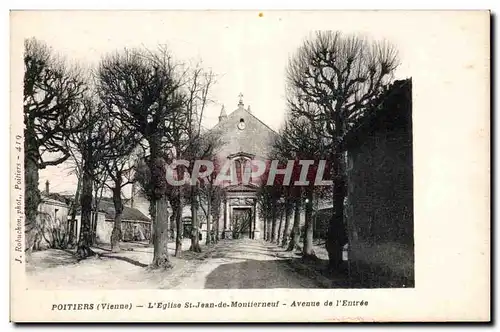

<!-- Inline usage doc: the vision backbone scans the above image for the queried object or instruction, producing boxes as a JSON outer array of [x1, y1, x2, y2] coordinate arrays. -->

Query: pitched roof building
[[210, 95, 278, 240], [212, 95, 278, 159], [129, 95, 279, 241]]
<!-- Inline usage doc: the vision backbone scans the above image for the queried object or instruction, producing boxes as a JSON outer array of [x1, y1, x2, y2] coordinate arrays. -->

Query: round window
[[238, 118, 246, 130]]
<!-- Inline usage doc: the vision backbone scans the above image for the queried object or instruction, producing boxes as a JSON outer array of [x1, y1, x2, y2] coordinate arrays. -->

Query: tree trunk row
[[151, 195, 172, 268], [287, 199, 301, 251], [174, 190, 184, 257], [205, 189, 212, 245], [281, 201, 292, 247], [76, 169, 94, 258], [326, 152, 348, 270], [302, 188, 315, 258], [189, 184, 202, 253], [110, 184, 123, 253]]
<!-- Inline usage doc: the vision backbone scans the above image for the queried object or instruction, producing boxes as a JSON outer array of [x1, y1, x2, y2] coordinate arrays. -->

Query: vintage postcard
[[10, 10, 490, 322]]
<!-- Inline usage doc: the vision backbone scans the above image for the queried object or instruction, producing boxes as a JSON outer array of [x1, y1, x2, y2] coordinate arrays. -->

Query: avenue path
[[174, 238, 323, 289], [26, 238, 325, 290]]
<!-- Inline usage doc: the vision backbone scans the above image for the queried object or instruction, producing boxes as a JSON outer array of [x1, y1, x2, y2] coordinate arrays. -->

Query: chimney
[[45, 180, 50, 195], [247, 105, 251, 113]]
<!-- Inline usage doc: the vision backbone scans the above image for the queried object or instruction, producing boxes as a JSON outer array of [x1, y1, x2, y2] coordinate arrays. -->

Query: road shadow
[[99, 254, 149, 268], [277, 253, 412, 289], [204, 258, 326, 289], [92, 246, 112, 252], [209, 249, 281, 260], [27, 249, 79, 271]]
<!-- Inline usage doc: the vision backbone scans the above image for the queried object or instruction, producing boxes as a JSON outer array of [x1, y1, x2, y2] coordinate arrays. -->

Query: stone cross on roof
[[238, 93, 244, 107]]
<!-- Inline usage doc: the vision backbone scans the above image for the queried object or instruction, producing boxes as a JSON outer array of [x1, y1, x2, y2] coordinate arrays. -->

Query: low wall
[[33, 199, 69, 250], [96, 219, 151, 244]]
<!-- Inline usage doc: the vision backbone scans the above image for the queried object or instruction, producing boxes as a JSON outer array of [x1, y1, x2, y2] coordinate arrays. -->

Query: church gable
[[212, 98, 278, 159]]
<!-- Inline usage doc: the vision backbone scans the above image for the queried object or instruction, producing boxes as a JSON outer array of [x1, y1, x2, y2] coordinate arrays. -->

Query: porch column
[[253, 201, 261, 240], [223, 198, 232, 239], [223, 198, 228, 230]]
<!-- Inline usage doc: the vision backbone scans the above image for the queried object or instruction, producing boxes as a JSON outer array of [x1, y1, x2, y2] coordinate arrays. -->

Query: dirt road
[[174, 239, 323, 289], [27, 239, 324, 289]]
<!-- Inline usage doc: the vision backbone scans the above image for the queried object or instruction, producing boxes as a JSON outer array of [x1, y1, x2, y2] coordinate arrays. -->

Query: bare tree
[[276, 203, 285, 245], [100, 120, 140, 252], [91, 171, 108, 245], [67, 97, 125, 258], [280, 193, 294, 248], [286, 31, 399, 268], [133, 155, 156, 244], [268, 122, 299, 248], [288, 194, 302, 252], [272, 108, 332, 258], [178, 65, 218, 253], [199, 171, 223, 245], [169, 185, 188, 257], [23, 38, 88, 256], [186, 131, 221, 252], [65, 153, 83, 246], [160, 81, 189, 257], [97, 46, 185, 268], [256, 183, 281, 243]]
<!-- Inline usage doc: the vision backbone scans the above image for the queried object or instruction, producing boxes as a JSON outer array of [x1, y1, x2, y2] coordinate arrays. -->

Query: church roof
[[211, 101, 279, 159], [99, 199, 151, 222]]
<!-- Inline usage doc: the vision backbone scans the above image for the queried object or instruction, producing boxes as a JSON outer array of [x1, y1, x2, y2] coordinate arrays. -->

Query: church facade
[[210, 96, 278, 240], [129, 95, 279, 241]]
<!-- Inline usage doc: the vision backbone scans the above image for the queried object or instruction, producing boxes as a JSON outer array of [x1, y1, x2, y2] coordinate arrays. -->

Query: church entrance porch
[[221, 190, 262, 240]]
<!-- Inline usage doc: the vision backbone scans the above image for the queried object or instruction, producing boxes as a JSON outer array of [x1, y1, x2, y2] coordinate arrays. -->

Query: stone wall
[[344, 79, 414, 288]]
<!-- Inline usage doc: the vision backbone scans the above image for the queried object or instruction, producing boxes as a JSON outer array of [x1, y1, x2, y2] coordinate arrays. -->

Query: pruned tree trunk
[[326, 152, 348, 270], [249, 212, 253, 239], [206, 193, 212, 245], [151, 196, 172, 268], [110, 185, 123, 253], [149, 201, 156, 245], [175, 193, 184, 257], [287, 198, 301, 251], [281, 200, 292, 247], [24, 151, 40, 259], [91, 184, 105, 245], [190, 184, 202, 253], [266, 218, 272, 241], [303, 189, 315, 259], [271, 201, 278, 243], [77, 170, 95, 259], [277, 206, 284, 245], [262, 216, 267, 241], [214, 209, 220, 243], [68, 175, 82, 246], [91, 210, 98, 245]]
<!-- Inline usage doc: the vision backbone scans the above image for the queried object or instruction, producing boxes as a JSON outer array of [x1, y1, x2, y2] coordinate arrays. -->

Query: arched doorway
[[231, 208, 252, 239]]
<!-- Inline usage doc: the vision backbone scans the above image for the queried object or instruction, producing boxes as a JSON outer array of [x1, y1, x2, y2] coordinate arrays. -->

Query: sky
[[12, 10, 421, 195]]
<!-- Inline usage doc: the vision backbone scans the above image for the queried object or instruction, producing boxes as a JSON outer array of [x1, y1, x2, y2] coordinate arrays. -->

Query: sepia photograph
[[10, 10, 489, 322]]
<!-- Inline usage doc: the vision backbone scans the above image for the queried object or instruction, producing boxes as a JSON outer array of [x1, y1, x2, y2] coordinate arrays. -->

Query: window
[[237, 118, 246, 130]]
